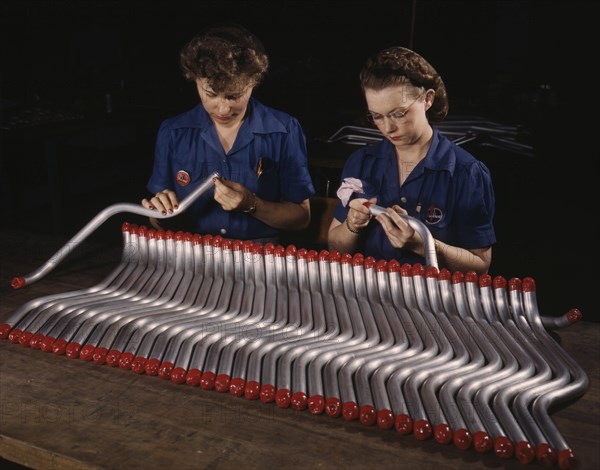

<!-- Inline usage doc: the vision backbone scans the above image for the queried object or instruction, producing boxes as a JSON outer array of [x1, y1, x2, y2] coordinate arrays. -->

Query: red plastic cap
[[318, 249, 330, 261], [567, 308, 582, 323], [186, 369, 202, 387], [515, 441, 535, 465], [493, 276, 507, 289], [171, 367, 187, 384], [438, 268, 451, 281], [244, 380, 260, 400], [192, 234, 202, 245], [451, 271, 464, 284], [400, 263, 413, 277], [18, 331, 33, 347], [291, 391, 308, 411], [324, 397, 341, 418], [0, 323, 13, 339], [11, 276, 26, 289], [131, 357, 147, 374], [479, 274, 492, 288], [473, 431, 492, 453], [121, 221, 130, 232], [229, 377, 246, 397], [41, 335, 56, 352], [144, 228, 154, 239], [274, 245, 285, 257], [242, 240, 253, 253], [184, 232, 193, 242], [376, 409, 394, 430], [426, 266, 439, 278], [522, 277, 536, 292], [342, 401, 359, 421], [557, 449, 577, 470], [375, 259, 388, 272], [263, 242, 275, 255], [50, 338, 67, 355], [130, 224, 140, 235], [29, 333, 44, 349], [175, 230, 185, 241], [144, 358, 161, 376], [434, 423, 452, 445], [252, 243, 263, 255], [200, 371, 216, 390], [465, 271, 478, 283], [92, 347, 109, 365], [362, 201, 372, 209], [394, 414, 412, 434], [118, 352, 134, 370], [328, 250, 341, 263], [387, 259, 401, 273], [202, 234, 213, 245], [351, 253, 364, 266], [215, 374, 231, 392], [221, 239, 233, 251], [508, 278, 522, 292], [105, 349, 121, 367], [211, 235, 223, 247], [307, 395, 325, 415], [296, 248, 308, 259], [536, 443, 556, 467], [156, 229, 166, 240], [359, 405, 376, 426], [340, 252, 353, 265], [260, 384, 276, 403], [158, 361, 174, 380], [453, 428, 472, 450], [363, 256, 376, 270], [79, 344, 96, 362], [164, 229, 175, 240], [411, 264, 425, 277], [285, 245, 297, 256], [275, 388, 291, 409], [494, 435, 514, 459], [413, 419, 432, 441], [306, 250, 318, 263]]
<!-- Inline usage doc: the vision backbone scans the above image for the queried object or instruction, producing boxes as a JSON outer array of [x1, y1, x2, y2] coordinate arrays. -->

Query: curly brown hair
[[359, 46, 448, 122], [180, 24, 269, 93]]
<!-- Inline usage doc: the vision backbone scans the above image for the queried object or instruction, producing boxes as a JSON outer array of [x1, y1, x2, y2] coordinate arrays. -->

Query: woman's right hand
[[346, 197, 376, 233], [141, 189, 180, 215]]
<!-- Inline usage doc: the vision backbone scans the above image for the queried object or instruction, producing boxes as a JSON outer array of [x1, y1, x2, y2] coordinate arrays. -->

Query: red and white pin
[[175, 170, 191, 187]]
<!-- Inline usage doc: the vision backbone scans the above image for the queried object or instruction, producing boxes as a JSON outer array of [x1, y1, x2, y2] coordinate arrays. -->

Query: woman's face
[[365, 85, 432, 146], [196, 78, 254, 127]]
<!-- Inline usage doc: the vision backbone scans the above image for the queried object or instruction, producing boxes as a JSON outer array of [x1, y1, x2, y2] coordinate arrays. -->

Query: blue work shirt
[[147, 98, 315, 240], [333, 127, 496, 264]]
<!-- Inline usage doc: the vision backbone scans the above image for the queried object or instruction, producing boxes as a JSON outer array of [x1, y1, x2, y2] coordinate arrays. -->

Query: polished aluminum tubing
[[140, 237, 232, 377], [335, 259, 396, 424], [86, 231, 195, 365], [53, 228, 167, 358], [121, 234, 217, 372], [229, 243, 287, 397], [102, 233, 202, 367], [1, 224, 137, 342], [70, 230, 181, 361], [364, 202, 438, 270], [353, 260, 412, 429], [16, 227, 154, 354], [514, 278, 588, 468], [11, 172, 219, 288], [416, 268, 486, 445]]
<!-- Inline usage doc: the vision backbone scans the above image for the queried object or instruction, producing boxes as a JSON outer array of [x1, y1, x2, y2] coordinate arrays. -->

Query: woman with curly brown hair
[[328, 46, 496, 275], [142, 24, 314, 242]]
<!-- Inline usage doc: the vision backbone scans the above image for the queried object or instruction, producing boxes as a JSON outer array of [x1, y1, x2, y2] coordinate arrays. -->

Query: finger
[[392, 204, 408, 215], [141, 198, 154, 210]]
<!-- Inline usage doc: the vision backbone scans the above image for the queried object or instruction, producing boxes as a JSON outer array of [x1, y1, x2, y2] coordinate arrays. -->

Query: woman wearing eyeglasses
[[328, 46, 496, 275], [141, 24, 314, 242]]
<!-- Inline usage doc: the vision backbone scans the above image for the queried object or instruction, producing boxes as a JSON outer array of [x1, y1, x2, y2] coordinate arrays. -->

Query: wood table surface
[[0, 227, 598, 470]]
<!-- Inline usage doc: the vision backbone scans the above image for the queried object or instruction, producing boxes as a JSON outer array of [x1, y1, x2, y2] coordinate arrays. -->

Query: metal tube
[[11, 172, 218, 288]]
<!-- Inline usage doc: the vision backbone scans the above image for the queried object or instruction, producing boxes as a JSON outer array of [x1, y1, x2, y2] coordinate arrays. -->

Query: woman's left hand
[[213, 177, 255, 212], [375, 205, 423, 251]]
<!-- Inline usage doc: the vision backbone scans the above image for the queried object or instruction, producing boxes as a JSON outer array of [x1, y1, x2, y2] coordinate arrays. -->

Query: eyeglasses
[[366, 92, 424, 125]]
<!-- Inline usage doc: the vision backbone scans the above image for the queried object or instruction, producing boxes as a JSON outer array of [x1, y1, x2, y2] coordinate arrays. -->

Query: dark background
[[0, 0, 597, 321]]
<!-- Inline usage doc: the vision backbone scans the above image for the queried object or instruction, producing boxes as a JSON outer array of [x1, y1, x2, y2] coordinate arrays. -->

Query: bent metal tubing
[[10, 171, 219, 289], [1, 224, 138, 342]]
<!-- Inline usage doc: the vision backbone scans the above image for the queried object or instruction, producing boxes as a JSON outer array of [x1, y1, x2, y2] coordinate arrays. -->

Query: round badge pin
[[176, 170, 190, 187]]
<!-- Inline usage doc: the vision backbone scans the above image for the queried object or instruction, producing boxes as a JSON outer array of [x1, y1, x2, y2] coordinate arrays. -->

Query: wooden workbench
[[1, 227, 598, 470]]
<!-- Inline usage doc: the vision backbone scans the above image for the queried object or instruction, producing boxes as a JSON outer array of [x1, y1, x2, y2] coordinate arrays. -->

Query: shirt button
[[400, 197, 407, 204], [220, 228, 227, 235]]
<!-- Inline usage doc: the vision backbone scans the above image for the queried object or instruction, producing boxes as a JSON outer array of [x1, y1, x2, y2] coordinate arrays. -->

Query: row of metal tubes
[[1, 228, 586, 464]]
